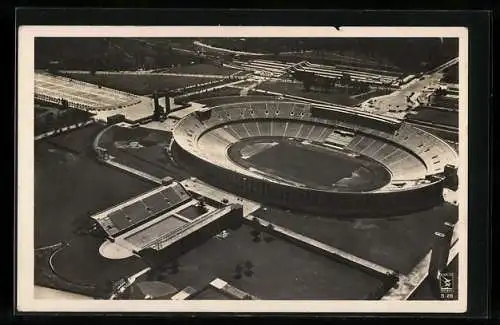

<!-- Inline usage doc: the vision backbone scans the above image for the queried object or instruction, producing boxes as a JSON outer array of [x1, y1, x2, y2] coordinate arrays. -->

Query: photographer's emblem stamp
[[439, 273, 455, 299]]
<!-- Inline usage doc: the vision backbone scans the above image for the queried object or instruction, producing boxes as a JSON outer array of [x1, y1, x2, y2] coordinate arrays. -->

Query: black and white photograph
[[17, 26, 468, 313]]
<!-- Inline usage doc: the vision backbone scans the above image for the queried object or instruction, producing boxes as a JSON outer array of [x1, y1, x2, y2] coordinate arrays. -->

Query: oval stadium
[[171, 100, 457, 217]]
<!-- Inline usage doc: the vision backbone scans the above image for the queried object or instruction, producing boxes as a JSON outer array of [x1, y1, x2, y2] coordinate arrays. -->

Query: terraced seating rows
[[391, 124, 458, 174], [346, 135, 427, 181], [97, 185, 191, 237]]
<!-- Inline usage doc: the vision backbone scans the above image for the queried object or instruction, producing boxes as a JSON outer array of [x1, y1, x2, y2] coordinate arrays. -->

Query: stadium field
[[35, 124, 155, 247], [152, 224, 385, 299], [230, 139, 390, 191], [63, 73, 221, 96], [253, 203, 458, 274]]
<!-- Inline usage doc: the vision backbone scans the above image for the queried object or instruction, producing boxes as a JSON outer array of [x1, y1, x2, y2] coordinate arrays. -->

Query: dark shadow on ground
[[152, 224, 384, 300]]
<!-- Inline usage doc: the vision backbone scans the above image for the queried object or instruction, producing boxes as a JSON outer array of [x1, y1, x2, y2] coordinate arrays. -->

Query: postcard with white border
[[17, 25, 468, 313]]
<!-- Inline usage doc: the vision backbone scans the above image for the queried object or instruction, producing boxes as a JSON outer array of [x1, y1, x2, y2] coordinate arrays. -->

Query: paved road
[[358, 58, 458, 118]]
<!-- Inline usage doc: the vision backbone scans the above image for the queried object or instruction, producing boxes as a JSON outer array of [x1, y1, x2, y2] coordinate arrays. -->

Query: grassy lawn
[[152, 224, 384, 299], [257, 81, 365, 106], [253, 203, 458, 274], [98, 126, 190, 180], [159, 63, 239, 75], [35, 124, 156, 247], [193, 94, 280, 107], [64, 72, 221, 96]]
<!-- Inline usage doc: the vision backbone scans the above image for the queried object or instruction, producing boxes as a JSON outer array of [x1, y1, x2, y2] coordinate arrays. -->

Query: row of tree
[[37, 38, 205, 72]]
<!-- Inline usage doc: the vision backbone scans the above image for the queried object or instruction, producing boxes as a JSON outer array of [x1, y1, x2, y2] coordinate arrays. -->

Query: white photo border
[[17, 26, 468, 313]]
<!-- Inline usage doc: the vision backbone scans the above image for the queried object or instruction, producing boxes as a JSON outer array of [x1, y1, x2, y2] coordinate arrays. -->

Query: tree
[[340, 73, 352, 94], [360, 83, 370, 93], [153, 93, 165, 121], [61, 99, 69, 110], [144, 56, 156, 70], [89, 57, 97, 75], [349, 81, 358, 95], [319, 77, 330, 93], [294, 70, 313, 92], [328, 78, 336, 91], [303, 78, 312, 92], [44, 112, 55, 131], [434, 87, 447, 97]]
